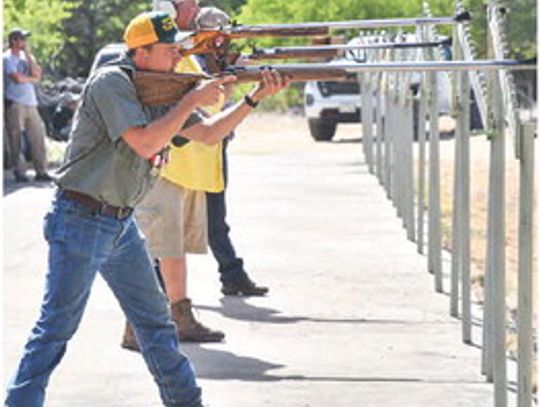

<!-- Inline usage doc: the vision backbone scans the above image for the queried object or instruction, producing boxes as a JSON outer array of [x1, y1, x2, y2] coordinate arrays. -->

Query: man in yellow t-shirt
[[195, 7, 269, 296], [138, 0, 225, 345], [131, 53, 226, 345], [121, 0, 287, 350]]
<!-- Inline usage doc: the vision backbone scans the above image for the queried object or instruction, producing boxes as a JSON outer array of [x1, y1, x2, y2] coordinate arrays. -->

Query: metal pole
[[361, 73, 368, 165], [450, 94, 462, 317], [517, 122, 535, 407], [406, 95, 416, 242], [458, 71, 472, 343], [427, 64, 443, 291], [450, 24, 462, 318], [397, 98, 406, 221], [384, 85, 393, 198], [391, 88, 401, 212], [375, 71, 384, 182], [416, 81, 427, 254], [490, 70, 507, 407], [394, 68, 404, 220], [416, 25, 428, 255], [363, 72, 374, 173], [401, 40, 416, 242], [482, 137, 495, 381], [485, 4, 509, 402]]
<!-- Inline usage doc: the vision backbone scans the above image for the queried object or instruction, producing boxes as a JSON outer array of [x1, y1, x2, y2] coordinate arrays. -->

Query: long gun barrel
[[179, 12, 471, 56], [244, 39, 451, 61], [133, 58, 534, 107], [230, 11, 471, 33]]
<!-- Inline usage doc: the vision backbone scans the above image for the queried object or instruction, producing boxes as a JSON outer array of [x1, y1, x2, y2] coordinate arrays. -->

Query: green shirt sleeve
[[88, 69, 148, 142]]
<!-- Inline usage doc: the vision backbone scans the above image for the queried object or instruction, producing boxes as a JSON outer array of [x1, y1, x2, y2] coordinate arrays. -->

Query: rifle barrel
[[230, 68, 353, 83], [229, 26, 329, 38], [231, 14, 469, 33], [246, 41, 450, 60], [261, 41, 448, 53], [246, 48, 340, 61], [227, 60, 536, 74]]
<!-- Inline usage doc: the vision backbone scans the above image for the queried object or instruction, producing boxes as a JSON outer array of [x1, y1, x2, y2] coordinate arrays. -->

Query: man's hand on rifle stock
[[249, 68, 290, 103], [186, 75, 237, 107]]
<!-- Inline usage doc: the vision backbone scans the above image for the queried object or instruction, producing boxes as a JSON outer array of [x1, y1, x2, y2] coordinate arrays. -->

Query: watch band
[[244, 94, 259, 108]]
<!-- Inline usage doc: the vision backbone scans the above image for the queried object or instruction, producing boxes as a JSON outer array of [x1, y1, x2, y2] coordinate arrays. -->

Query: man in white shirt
[[4, 28, 51, 182]]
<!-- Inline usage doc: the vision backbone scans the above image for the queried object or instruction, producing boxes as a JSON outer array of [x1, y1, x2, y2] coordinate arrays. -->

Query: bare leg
[[160, 257, 187, 303]]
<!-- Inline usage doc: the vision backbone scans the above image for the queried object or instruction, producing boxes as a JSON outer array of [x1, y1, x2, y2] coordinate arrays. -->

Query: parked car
[[304, 72, 362, 141], [89, 43, 126, 76]]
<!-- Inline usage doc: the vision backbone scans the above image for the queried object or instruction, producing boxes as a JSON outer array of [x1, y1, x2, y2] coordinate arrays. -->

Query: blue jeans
[[5, 194, 202, 407], [206, 140, 247, 283]]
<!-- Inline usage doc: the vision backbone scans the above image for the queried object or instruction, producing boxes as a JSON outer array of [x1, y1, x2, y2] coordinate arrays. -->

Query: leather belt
[[61, 189, 133, 220]]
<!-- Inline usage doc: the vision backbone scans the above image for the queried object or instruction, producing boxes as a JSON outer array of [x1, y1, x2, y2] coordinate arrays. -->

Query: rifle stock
[[132, 70, 209, 106], [132, 66, 353, 106]]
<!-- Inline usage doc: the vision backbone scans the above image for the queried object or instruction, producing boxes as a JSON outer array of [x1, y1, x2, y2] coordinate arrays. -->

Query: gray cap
[[195, 7, 230, 29], [8, 28, 31, 41]]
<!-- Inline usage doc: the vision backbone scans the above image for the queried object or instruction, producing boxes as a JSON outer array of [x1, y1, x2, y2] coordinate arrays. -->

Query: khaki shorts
[[135, 177, 208, 258]]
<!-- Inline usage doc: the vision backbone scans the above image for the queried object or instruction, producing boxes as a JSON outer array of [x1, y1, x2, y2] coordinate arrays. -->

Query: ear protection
[[155, 1, 177, 19]]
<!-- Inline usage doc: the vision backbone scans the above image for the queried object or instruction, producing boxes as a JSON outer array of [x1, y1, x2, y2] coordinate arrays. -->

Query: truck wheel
[[308, 119, 337, 141]]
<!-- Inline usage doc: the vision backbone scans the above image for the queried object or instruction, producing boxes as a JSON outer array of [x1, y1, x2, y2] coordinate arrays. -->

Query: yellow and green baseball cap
[[124, 11, 188, 50]]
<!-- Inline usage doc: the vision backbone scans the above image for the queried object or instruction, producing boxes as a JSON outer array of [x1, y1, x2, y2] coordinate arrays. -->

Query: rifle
[[178, 12, 471, 57], [243, 39, 452, 62], [132, 67, 356, 107], [133, 58, 534, 107]]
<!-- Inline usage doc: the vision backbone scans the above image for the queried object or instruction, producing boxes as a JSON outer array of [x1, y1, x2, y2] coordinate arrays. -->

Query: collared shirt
[[54, 57, 201, 208], [3, 49, 38, 106]]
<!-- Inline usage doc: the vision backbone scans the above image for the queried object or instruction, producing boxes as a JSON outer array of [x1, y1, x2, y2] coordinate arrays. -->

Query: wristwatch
[[244, 94, 259, 108]]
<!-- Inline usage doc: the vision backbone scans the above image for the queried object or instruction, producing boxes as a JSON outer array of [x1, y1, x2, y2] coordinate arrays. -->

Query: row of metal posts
[[356, 2, 536, 405]]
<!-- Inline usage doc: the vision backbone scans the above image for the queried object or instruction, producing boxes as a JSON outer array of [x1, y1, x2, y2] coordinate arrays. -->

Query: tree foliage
[[429, 0, 536, 59], [4, 0, 74, 72], [57, 0, 148, 77], [202, 0, 247, 16]]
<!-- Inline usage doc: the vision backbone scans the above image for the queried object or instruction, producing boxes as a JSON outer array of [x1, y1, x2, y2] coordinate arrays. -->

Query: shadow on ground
[[195, 297, 429, 325], [182, 344, 286, 381], [183, 344, 472, 384]]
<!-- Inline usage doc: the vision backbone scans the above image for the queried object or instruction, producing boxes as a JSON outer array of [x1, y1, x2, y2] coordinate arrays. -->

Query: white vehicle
[[89, 43, 126, 76], [304, 72, 362, 141], [303, 34, 452, 141]]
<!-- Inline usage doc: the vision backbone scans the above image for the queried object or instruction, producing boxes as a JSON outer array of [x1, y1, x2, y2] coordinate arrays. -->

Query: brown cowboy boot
[[120, 322, 140, 352], [171, 298, 225, 343]]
